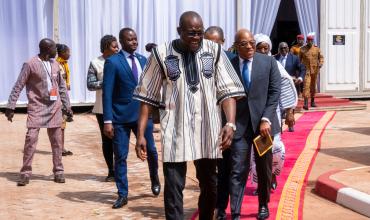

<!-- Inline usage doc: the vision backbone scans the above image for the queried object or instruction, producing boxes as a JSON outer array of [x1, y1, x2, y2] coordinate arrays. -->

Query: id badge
[[49, 87, 58, 101]]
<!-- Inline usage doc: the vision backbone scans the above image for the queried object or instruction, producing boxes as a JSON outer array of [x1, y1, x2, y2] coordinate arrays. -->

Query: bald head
[[234, 29, 255, 59], [39, 38, 57, 59], [179, 11, 203, 29], [177, 11, 204, 52], [204, 26, 224, 45]]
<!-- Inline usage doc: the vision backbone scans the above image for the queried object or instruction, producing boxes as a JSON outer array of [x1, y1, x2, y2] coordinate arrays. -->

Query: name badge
[[50, 87, 58, 101]]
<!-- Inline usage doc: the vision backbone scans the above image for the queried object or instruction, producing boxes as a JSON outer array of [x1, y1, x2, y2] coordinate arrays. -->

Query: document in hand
[[253, 134, 273, 157]]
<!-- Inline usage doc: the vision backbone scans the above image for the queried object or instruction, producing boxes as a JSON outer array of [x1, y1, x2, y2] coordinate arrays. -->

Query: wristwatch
[[225, 122, 236, 131]]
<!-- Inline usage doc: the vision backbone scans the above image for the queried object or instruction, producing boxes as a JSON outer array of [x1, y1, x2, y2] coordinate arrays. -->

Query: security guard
[[290, 34, 305, 56], [299, 34, 324, 110]]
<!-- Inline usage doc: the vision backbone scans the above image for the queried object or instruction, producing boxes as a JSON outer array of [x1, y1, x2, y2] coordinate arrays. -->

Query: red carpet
[[190, 111, 335, 220]]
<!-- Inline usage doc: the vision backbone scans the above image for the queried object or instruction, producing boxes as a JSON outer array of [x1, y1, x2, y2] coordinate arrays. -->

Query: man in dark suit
[[103, 28, 160, 209], [275, 42, 305, 95], [227, 29, 281, 220], [275, 42, 305, 131]]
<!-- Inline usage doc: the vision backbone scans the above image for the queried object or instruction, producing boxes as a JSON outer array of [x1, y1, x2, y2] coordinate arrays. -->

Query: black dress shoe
[[257, 205, 269, 220], [17, 175, 29, 186], [54, 174, 65, 183], [150, 175, 161, 196], [112, 196, 128, 209]]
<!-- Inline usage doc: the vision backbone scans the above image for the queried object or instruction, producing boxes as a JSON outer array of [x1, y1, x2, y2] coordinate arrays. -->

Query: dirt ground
[[0, 113, 198, 220], [0, 102, 369, 220]]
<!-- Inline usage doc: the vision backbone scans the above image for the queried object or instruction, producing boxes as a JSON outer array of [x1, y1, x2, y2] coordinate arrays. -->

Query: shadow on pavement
[[0, 172, 108, 183], [57, 191, 115, 204], [319, 145, 370, 166], [339, 127, 370, 136], [129, 205, 166, 219]]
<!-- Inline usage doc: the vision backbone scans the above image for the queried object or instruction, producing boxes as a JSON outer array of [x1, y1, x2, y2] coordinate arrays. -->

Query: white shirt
[[279, 55, 287, 68]]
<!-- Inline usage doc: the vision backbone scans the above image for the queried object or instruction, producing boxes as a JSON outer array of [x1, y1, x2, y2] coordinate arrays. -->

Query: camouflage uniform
[[299, 45, 324, 99], [290, 44, 302, 56]]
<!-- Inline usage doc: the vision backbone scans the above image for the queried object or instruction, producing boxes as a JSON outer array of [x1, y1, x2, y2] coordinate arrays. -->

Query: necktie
[[129, 54, 138, 82], [242, 59, 250, 90]]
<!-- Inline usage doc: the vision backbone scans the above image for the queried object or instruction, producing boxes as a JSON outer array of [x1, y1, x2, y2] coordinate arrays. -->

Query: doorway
[[270, 0, 301, 55]]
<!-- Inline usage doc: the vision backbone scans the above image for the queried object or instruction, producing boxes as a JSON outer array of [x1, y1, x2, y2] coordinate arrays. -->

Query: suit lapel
[[135, 53, 146, 69], [118, 51, 135, 82], [231, 56, 243, 83], [250, 54, 260, 90]]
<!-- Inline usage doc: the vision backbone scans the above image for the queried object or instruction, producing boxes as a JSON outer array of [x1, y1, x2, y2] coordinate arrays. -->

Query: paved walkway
[[0, 113, 198, 219], [0, 101, 369, 219]]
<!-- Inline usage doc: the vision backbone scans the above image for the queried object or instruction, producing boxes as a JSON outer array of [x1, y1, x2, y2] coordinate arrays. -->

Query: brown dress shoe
[[17, 175, 29, 186], [54, 174, 65, 183]]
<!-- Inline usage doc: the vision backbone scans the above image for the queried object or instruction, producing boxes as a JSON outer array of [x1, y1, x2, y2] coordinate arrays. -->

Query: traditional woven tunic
[[7, 56, 70, 128], [134, 39, 245, 162]]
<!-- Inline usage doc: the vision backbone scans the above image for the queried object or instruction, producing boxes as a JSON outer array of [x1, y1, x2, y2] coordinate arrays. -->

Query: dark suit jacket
[[274, 53, 305, 80], [230, 52, 281, 139], [103, 50, 147, 123]]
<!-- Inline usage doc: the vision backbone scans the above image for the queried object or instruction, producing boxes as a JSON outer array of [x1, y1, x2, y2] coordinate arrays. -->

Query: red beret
[[297, 34, 304, 39], [307, 35, 314, 40]]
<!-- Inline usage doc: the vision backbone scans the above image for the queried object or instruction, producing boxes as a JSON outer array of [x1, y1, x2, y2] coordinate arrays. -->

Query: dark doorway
[[270, 0, 301, 55]]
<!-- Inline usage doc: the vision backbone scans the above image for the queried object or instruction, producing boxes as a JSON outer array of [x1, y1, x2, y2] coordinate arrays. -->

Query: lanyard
[[41, 60, 53, 85]]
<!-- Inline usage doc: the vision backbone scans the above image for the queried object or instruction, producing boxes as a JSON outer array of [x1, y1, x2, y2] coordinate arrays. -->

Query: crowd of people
[[5, 10, 324, 220]]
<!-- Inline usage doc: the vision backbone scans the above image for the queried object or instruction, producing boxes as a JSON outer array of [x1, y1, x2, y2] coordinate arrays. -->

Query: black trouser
[[229, 124, 272, 218], [96, 114, 114, 175], [216, 149, 231, 218], [163, 159, 217, 220]]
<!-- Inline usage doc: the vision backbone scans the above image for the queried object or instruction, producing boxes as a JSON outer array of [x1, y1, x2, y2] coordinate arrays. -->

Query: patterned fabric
[[56, 57, 70, 90], [87, 56, 105, 114], [7, 56, 71, 128], [249, 61, 297, 185], [134, 39, 245, 162]]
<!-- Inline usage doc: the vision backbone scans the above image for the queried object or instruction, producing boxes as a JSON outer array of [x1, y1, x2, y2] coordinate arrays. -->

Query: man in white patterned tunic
[[133, 11, 245, 220]]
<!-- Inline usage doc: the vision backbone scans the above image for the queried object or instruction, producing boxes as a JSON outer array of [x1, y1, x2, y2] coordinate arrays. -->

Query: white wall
[[321, 0, 361, 92], [364, 0, 370, 90]]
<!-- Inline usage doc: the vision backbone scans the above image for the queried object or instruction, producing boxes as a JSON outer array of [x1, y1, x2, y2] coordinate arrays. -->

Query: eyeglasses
[[186, 31, 204, 37], [236, 40, 256, 48], [280, 46, 288, 49]]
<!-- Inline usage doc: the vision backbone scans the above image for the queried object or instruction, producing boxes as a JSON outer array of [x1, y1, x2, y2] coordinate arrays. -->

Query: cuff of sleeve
[[261, 117, 271, 125], [133, 94, 160, 107], [217, 92, 246, 105], [104, 120, 112, 124], [298, 77, 303, 81]]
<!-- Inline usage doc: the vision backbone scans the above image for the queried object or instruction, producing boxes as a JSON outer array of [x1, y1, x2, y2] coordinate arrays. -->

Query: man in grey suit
[[226, 29, 281, 220]]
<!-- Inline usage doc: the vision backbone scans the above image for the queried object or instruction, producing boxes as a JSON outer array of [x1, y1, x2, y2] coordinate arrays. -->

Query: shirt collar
[[122, 49, 135, 58], [238, 56, 253, 64]]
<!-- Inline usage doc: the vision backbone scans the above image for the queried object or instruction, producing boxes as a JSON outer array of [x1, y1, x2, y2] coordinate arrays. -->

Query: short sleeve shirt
[[134, 39, 245, 162]]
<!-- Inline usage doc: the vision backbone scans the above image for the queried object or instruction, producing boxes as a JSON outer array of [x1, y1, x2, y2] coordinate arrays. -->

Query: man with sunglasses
[[134, 11, 245, 220], [274, 42, 305, 131], [227, 29, 281, 220]]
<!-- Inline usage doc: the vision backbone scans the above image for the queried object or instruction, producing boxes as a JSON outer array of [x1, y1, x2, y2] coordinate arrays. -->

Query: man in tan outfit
[[290, 34, 305, 56], [299, 34, 324, 110]]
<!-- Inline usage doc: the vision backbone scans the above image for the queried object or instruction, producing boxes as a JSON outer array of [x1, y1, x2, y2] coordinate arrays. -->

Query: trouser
[[216, 149, 232, 218], [229, 124, 272, 217], [96, 114, 114, 174], [113, 119, 158, 197], [163, 159, 217, 220], [20, 127, 64, 177], [303, 70, 319, 99]]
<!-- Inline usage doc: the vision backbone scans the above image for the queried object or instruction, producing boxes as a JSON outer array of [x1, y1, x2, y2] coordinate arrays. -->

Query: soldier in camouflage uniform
[[290, 34, 305, 56], [299, 35, 324, 110]]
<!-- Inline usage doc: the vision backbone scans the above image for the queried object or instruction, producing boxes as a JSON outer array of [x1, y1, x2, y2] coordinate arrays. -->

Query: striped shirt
[[134, 39, 245, 162]]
